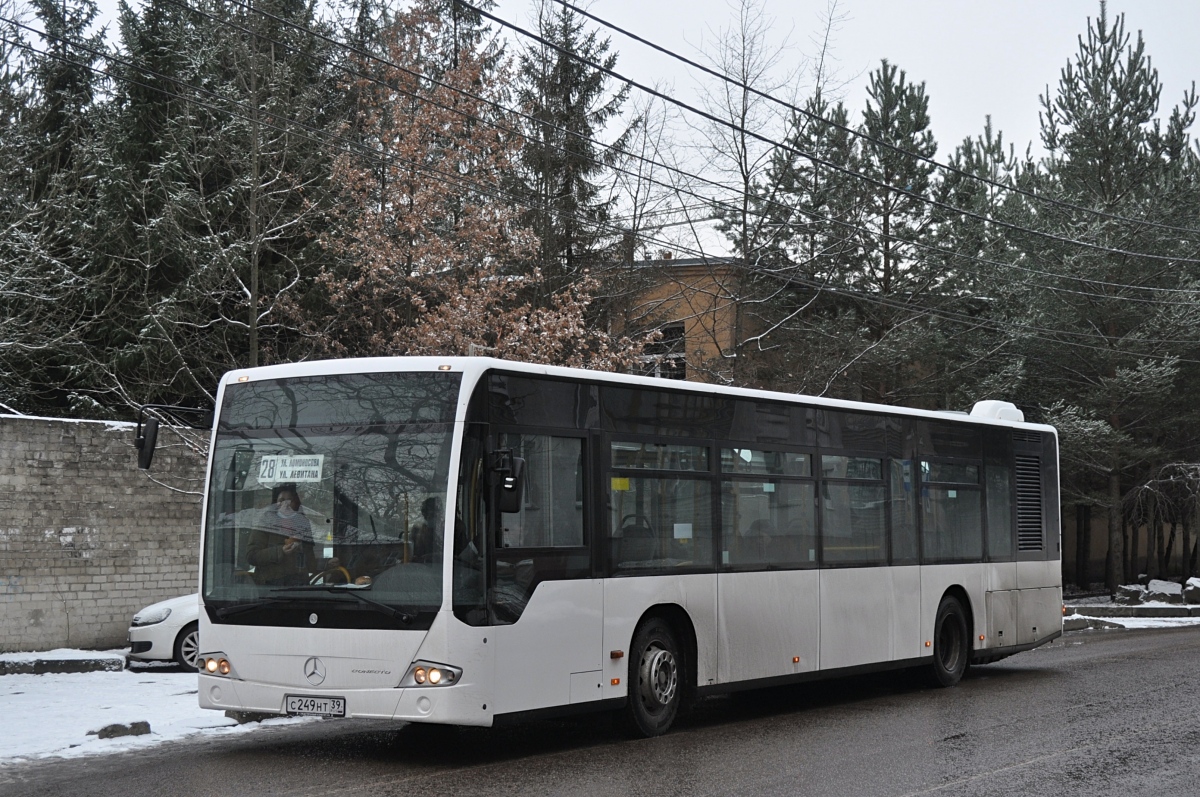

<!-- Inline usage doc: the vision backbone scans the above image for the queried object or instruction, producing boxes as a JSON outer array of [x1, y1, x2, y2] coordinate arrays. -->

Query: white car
[[127, 594, 200, 669]]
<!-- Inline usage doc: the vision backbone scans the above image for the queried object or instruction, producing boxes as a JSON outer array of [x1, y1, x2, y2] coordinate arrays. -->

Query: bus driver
[[247, 483, 315, 585]]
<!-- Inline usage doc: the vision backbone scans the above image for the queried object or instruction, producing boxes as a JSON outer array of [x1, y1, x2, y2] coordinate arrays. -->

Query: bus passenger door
[[487, 432, 604, 716]]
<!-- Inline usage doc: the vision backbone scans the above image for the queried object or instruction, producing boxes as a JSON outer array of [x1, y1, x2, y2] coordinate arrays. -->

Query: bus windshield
[[201, 372, 461, 625]]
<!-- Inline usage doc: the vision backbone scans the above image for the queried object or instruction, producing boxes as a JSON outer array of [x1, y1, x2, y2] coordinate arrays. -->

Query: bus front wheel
[[622, 617, 682, 737], [929, 595, 969, 688]]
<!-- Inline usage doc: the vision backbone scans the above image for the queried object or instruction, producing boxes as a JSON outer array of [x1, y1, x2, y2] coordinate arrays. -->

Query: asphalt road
[[3, 627, 1199, 797]]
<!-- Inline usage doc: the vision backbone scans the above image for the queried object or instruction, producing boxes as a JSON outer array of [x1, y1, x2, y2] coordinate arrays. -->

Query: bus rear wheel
[[929, 595, 969, 688], [622, 617, 682, 737]]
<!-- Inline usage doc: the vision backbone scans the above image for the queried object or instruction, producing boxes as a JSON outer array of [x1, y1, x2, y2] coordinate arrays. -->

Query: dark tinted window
[[612, 441, 709, 471], [728, 401, 817, 446], [822, 455, 883, 481], [721, 447, 810, 476], [917, 421, 982, 459], [486, 375, 599, 429], [815, 411, 887, 452], [922, 462, 979, 484], [220, 373, 460, 430], [602, 386, 735, 438]]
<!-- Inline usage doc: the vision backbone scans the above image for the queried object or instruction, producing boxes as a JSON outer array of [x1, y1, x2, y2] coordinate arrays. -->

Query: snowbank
[[0, 667, 315, 764]]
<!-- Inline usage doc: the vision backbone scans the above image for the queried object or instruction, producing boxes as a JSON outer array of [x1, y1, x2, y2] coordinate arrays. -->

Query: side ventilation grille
[[1012, 430, 1041, 444], [1015, 455, 1044, 552]]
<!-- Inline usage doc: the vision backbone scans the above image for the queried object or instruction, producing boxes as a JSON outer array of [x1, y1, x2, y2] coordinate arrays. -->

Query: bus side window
[[821, 455, 886, 565], [890, 459, 918, 564], [490, 434, 589, 624], [453, 430, 488, 626], [496, 435, 584, 549], [921, 461, 983, 562]]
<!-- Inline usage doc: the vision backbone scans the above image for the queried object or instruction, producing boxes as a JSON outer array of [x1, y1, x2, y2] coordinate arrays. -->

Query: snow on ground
[[0, 664, 315, 765], [1102, 616, 1200, 630], [0, 648, 126, 663]]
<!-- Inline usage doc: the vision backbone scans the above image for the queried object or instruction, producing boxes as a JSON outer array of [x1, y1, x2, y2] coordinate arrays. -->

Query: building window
[[638, 324, 687, 380]]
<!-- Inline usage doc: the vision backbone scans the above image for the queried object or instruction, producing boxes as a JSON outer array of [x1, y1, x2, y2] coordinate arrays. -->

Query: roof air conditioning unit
[[969, 400, 1024, 422]]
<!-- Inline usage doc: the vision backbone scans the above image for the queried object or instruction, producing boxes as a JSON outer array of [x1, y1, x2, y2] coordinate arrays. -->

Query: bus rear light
[[401, 661, 462, 688]]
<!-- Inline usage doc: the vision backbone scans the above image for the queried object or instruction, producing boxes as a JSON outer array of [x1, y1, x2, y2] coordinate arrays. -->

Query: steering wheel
[[309, 566, 352, 585]]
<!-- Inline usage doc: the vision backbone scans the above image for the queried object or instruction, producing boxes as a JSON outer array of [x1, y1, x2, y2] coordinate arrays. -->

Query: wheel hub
[[639, 644, 678, 708]]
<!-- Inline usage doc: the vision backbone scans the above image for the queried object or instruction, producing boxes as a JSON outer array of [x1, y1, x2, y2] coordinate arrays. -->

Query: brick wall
[[0, 414, 206, 651]]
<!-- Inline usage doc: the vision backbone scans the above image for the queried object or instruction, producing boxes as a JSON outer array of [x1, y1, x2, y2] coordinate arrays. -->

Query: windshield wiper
[[269, 586, 413, 625], [213, 597, 288, 619]]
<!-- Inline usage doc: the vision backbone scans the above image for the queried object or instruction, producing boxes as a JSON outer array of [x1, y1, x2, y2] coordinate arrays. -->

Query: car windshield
[[202, 372, 460, 621]]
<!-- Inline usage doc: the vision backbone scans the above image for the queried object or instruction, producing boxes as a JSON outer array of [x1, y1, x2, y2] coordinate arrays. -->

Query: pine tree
[[0, 0, 110, 415], [513, 0, 633, 290], [69, 0, 343, 410], [835, 59, 940, 405], [1021, 3, 1200, 589], [319, 0, 638, 369]]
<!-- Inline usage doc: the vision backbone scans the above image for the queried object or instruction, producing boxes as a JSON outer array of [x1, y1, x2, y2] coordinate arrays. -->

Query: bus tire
[[929, 595, 969, 688], [621, 617, 682, 737]]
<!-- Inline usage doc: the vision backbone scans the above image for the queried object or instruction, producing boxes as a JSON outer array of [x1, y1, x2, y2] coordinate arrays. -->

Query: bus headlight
[[401, 661, 461, 688], [201, 653, 235, 677]]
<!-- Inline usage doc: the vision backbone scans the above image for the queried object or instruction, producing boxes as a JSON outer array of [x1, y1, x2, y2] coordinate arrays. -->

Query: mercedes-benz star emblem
[[304, 657, 326, 686]]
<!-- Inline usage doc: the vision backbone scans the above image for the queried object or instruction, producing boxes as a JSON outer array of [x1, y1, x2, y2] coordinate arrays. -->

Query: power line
[[11, 14, 1200, 357], [553, 0, 1200, 241], [8, 23, 1200, 360], [180, 0, 1200, 304], [461, 0, 1200, 267], [11, 6, 1199, 322]]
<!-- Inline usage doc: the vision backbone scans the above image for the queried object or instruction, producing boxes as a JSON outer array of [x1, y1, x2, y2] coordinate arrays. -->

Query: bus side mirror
[[490, 450, 526, 514], [135, 418, 159, 470]]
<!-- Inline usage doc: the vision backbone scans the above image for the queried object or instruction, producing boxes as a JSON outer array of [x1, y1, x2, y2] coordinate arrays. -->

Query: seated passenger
[[410, 497, 443, 563]]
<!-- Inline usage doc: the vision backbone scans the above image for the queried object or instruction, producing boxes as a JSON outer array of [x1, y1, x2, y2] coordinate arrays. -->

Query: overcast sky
[[540, 0, 1200, 160], [83, 0, 1199, 160], [76, 0, 1198, 258]]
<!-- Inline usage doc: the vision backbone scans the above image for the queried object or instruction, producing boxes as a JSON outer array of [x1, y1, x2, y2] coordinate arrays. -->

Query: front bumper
[[126, 625, 171, 663], [197, 674, 493, 726]]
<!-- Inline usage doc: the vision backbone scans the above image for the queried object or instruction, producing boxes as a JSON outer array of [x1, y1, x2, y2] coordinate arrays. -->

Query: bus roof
[[219, 356, 1055, 435]]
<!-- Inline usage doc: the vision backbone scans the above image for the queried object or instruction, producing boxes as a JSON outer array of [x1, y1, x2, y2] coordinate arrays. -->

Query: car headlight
[[131, 606, 172, 627]]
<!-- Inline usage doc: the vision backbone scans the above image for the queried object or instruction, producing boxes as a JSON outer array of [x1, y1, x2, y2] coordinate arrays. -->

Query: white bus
[[183, 357, 1061, 736]]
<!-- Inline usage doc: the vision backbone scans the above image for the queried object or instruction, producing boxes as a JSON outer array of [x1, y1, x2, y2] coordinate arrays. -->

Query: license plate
[[285, 695, 345, 717]]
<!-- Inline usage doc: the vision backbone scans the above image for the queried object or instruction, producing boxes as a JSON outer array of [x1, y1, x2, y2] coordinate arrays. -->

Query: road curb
[[1063, 616, 1123, 631], [1064, 605, 1200, 619], [0, 657, 125, 676]]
